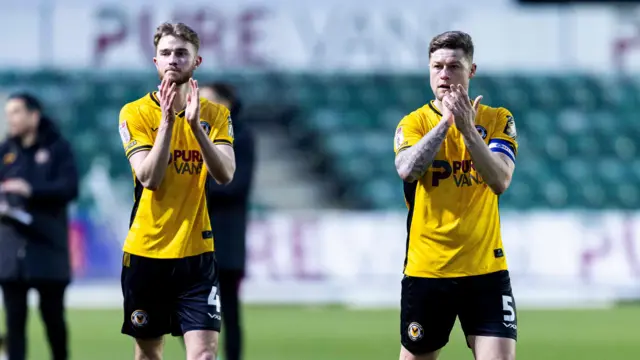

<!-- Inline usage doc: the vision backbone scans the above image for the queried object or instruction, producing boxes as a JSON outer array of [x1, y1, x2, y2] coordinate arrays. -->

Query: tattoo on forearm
[[396, 121, 451, 182]]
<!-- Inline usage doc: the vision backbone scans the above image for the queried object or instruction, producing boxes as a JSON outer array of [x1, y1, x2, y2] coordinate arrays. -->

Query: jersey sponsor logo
[[130, 310, 148, 327], [168, 149, 203, 175], [119, 121, 131, 144], [475, 125, 488, 139], [227, 115, 235, 140], [431, 159, 484, 187], [407, 322, 423, 341], [503, 115, 517, 139], [200, 120, 211, 135]]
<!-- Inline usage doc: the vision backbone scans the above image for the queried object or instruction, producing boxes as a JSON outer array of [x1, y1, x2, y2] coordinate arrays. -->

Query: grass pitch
[[1, 305, 638, 359]]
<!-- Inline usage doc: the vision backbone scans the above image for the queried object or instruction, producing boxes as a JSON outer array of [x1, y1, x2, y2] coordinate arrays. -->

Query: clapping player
[[394, 31, 518, 360], [118, 23, 235, 360]]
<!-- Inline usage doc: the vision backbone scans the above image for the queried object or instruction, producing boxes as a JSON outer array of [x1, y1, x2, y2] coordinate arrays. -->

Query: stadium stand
[[1, 71, 638, 210]]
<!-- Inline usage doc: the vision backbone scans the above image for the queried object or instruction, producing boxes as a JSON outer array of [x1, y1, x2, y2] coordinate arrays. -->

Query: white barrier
[[240, 211, 640, 308], [3, 211, 640, 309]]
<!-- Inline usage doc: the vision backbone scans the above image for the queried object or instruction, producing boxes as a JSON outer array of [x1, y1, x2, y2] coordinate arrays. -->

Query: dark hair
[[428, 31, 474, 60], [154, 22, 200, 51], [8, 92, 44, 113], [203, 82, 243, 119], [7, 92, 57, 136]]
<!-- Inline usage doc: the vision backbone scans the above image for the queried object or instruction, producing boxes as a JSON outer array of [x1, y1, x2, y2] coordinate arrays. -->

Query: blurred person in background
[[394, 31, 518, 360], [0, 93, 79, 360], [200, 83, 255, 360]]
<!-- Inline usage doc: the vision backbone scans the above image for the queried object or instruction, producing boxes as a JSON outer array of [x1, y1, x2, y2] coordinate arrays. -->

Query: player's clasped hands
[[442, 84, 482, 131], [158, 77, 177, 122]]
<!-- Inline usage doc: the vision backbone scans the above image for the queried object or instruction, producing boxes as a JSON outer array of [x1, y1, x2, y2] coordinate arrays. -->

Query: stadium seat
[[360, 178, 404, 209], [306, 108, 343, 132], [1, 71, 636, 210]]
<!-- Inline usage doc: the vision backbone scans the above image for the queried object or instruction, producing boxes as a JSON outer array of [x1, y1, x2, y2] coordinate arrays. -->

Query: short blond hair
[[153, 22, 200, 51]]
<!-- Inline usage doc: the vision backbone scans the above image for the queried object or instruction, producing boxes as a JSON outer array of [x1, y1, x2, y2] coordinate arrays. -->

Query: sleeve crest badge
[[395, 127, 404, 149], [503, 115, 517, 140], [227, 115, 235, 140], [119, 121, 131, 144]]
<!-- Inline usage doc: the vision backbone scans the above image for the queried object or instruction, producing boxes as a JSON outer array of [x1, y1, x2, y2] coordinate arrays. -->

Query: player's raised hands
[[185, 78, 201, 129], [444, 84, 482, 133], [441, 98, 455, 126], [158, 77, 177, 122]]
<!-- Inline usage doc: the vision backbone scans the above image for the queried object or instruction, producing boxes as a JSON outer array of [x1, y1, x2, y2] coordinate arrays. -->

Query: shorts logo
[[131, 310, 148, 328], [407, 322, 423, 341]]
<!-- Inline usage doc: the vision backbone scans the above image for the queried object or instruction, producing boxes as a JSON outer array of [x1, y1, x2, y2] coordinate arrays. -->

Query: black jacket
[[208, 121, 255, 271], [0, 117, 79, 283]]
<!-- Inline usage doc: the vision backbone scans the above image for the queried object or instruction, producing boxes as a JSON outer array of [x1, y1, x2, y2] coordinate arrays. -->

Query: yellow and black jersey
[[394, 101, 518, 278], [118, 92, 234, 259]]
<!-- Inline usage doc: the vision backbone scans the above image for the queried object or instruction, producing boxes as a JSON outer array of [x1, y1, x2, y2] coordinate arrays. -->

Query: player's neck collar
[[149, 92, 186, 118], [428, 100, 442, 117]]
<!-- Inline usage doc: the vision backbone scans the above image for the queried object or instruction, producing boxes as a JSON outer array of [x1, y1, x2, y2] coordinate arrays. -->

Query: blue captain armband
[[489, 139, 516, 163]]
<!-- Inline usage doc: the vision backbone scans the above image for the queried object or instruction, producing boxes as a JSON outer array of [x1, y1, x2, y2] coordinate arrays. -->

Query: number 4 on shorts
[[502, 295, 516, 322], [208, 286, 222, 313]]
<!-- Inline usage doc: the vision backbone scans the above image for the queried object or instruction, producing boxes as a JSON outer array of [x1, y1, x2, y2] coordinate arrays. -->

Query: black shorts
[[400, 270, 517, 355], [121, 252, 222, 339]]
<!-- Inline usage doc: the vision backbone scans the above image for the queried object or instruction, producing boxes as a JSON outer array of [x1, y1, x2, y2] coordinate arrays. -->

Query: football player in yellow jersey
[[394, 31, 518, 360], [117, 22, 235, 360]]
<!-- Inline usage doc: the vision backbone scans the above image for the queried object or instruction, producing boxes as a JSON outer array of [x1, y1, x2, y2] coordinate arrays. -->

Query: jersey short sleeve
[[119, 104, 153, 159], [211, 107, 234, 146], [488, 108, 518, 164], [394, 112, 425, 154]]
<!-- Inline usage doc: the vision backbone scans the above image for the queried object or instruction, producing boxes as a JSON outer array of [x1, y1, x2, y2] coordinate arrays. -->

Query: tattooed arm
[[395, 119, 452, 183]]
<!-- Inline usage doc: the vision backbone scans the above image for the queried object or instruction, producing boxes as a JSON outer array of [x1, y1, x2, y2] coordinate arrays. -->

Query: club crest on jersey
[[200, 121, 212, 135], [407, 322, 423, 341], [503, 115, 517, 139], [227, 115, 234, 140], [475, 125, 487, 139], [131, 310, 148, 328]]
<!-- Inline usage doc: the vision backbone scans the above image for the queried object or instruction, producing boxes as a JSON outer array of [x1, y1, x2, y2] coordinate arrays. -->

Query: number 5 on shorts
[[208, 286, 222, 313], [502, 295, 516, 322]]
